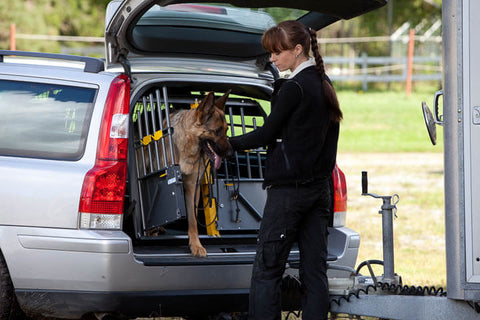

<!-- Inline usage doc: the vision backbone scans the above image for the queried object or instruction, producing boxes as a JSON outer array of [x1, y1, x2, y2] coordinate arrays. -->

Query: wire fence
[[8, 27, 443, 92], [326, 54, 442, 91]]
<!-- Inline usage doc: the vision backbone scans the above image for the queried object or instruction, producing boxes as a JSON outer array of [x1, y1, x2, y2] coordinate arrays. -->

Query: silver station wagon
[[0, 0, 386, 319]]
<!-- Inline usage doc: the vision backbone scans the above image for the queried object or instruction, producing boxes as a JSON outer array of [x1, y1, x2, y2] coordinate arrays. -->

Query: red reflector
[[80, 200, 124, 214], [333, 164, 347, 213], [79, 161, 127, 214]]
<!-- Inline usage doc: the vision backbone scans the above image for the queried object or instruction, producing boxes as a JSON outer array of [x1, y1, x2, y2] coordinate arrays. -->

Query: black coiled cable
[[330, 281, 447, 308]]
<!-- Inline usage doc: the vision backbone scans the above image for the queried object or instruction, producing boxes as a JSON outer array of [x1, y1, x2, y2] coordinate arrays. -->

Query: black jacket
[[229, 66, 339, 186]]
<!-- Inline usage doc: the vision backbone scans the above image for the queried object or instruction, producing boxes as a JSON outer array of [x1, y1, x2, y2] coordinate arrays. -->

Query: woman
[[228, 20, 342, 320]]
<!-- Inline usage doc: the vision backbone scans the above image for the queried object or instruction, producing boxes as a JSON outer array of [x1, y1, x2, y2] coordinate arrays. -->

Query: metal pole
[[228, 106, 242, 180], [381, 196, 395, 281], [252, 118, 263, 179], [136, 110, 147, 176], [162, 86, 176, 164], [155, 89, 168, 169], [362, 52, 368, 92], [142, 96, 154, 173], [362, 171, 398, 283], [10, 24, 16, 51], [240, 107, 251, 178], [406, 28, 415, 97], [149, 93, 161, 171]]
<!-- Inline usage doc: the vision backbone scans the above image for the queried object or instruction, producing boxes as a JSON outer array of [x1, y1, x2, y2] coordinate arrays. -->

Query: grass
[[337, 85, 444, 153], [335, 84, 446, 288], [338, 152, 446, 288]]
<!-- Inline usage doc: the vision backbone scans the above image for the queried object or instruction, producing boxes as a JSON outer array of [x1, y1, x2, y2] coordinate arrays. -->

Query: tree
[[0, 0, 442, 55], [318, 0, 442, 56], [0, 0, 108, 52]]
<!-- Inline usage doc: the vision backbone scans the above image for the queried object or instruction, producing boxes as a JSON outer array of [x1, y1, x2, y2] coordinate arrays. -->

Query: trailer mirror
[[422, 101, 437, 146]]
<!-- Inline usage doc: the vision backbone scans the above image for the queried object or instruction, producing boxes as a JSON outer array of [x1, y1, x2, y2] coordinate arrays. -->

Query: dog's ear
[[214, 89, 232, 111], [196, 92, 216, 124]]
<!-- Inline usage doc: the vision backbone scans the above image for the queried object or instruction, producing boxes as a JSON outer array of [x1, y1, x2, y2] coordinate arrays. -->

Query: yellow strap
[[201, 162, 220, 237], [140, 130, 164, 146], [140, 135, 152, 146], [153, 130, 163, 140], [190, 98, 199, 109]]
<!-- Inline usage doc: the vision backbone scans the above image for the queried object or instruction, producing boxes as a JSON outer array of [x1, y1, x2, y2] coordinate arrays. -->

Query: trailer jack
[[361, 171, 399, 284], [328, 172, 479, 319]]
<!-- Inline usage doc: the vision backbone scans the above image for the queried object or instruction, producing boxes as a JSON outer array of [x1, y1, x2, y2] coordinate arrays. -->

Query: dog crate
[[131, 86, 187, 233], [130, 84, 268, 238]]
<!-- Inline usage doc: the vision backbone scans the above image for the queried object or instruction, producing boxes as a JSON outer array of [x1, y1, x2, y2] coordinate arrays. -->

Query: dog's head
[[196, 91, 233, 169]]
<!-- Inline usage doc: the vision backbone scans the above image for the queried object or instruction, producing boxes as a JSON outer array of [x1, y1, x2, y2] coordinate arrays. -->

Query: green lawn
[[335, 86, 447, 287], [337, 87, 443, 153]]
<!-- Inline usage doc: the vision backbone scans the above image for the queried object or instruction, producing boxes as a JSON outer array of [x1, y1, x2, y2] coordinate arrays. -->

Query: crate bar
[[239, 107, 252, 179], [136, 109, 147, 177], [155, 89, 168, 169], [222, 157, 230, 180], [228, 106, 242, 181], [148, 93, 161, 171], [162, 86, 176, 165], [142, 96, 154, 173], [252, 117, 263, 179]]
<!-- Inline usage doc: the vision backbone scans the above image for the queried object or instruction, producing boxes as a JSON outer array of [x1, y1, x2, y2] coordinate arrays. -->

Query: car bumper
[[0, 225, 359, 318]]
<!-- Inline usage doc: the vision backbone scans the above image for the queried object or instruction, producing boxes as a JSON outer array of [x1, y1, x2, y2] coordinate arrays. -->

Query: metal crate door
[[216, 180, 265, 231], [133, 87, 187, 231]]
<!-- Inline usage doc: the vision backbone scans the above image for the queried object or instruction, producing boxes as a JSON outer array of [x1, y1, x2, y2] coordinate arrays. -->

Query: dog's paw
[[190, 244, 207, 257]]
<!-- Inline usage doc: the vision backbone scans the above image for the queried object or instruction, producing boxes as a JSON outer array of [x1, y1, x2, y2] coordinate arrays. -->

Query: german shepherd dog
[[167, 91, 232, 256]]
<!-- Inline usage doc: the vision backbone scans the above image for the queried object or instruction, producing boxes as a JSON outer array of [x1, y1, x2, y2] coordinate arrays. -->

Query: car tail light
[[79, 74, 130, 229], [332, 164, 347, 227]]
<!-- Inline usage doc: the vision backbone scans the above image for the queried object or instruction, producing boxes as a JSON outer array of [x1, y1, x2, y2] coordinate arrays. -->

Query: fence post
[[10, 24, 16, 51], [406, 29, 415, 96], [361, 52, 368, 91]]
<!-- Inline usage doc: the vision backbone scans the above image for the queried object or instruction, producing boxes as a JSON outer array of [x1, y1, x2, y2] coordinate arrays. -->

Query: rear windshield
[[0, 80, 96, 160]]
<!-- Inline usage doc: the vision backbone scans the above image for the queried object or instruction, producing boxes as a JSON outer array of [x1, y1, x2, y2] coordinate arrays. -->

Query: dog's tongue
[[206, 142, 222, 170], [214, 152, 222, 170]]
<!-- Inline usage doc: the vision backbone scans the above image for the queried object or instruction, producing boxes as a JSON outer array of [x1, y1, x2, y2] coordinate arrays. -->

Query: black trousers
[[248, 178, 330, 320]]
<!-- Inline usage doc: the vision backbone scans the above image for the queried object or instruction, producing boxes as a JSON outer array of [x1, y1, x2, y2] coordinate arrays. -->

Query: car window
[[0, 80, 96, 160]]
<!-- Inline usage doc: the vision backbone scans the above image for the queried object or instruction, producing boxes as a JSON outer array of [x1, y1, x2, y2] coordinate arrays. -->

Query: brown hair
[[262, 20, 342, 122]]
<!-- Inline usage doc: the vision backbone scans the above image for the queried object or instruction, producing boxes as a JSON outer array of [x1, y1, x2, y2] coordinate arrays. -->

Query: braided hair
[[262, 20, 342, 122]]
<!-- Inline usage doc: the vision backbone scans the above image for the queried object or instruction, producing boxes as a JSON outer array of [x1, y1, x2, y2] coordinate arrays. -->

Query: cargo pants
[[248, 177, 330, 320]]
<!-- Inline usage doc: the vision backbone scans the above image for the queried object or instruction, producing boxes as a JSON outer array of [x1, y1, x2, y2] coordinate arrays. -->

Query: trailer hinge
[[433, 90, 444, 126]]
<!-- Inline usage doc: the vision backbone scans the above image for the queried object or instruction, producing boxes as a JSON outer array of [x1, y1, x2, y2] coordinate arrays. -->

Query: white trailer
[[330, 0, 480, 318]]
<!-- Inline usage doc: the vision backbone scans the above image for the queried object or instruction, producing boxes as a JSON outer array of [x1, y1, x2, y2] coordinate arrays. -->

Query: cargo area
[[124, 82, 272, 255]]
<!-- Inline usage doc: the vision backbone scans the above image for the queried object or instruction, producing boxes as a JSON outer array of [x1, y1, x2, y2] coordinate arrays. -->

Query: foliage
[[318, 0, 442, 56], [0, 0, 442, 54], [0, 1, 52, 51], [0, 0, 107, 52]]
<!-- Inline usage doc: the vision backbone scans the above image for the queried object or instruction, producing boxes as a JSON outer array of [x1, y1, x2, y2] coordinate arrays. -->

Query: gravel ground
[[337, 152, 446, 286]]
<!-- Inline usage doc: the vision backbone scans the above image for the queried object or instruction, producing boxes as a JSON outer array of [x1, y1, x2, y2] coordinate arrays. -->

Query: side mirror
[[422, 101, 437, 145], [422, 90, 444, 146]]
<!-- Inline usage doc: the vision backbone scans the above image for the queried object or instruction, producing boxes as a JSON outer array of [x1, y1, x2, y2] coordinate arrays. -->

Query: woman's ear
[[294, 44, 303, 57]]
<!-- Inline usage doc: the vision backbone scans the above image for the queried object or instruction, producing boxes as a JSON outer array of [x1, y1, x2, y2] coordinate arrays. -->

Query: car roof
[[105, 0, 387, 70]]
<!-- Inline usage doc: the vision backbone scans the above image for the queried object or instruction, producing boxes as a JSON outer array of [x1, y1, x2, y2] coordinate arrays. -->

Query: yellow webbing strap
[[190, 98, 199, 109], [201, 162, 220, 237], [140, 129, 163, 146]]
